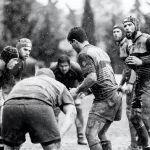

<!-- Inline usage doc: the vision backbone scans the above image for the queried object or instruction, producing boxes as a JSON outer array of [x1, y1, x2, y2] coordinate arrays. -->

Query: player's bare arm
[[76, 72, 96, 94], [77, 54, 97, 94]]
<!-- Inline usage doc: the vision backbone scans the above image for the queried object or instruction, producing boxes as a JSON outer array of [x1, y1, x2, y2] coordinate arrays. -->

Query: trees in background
[[31, 0, 64, 66], [143, 14, 150, 34], [2, 0, 70, 66], [130, 0, 144, 22], [2, 0, 35, 46], [81, 0, 96, 45], [90, 0, 124, 73], [1, 0, 150, 72]]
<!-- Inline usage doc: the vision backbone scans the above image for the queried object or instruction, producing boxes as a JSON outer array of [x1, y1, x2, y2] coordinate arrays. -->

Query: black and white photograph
[[0, 0, 150, 150]]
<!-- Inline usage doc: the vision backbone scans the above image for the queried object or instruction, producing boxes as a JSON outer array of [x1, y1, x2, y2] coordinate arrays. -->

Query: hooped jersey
[[128, 33, 150, 81], [78, 44, 118, 101]]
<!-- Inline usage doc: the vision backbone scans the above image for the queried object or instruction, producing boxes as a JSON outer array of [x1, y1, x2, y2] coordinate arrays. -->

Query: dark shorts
[[132, 80, 150, 119], [90, 92, 122, 121], [2, 99, 61, 146]]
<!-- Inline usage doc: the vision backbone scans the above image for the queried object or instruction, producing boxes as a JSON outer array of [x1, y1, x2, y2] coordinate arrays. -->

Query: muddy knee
[[85, 129, 99, 147]]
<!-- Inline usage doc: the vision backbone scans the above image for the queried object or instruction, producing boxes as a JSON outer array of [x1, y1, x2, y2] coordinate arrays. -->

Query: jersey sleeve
[[78, 53, 96, 77], [58, 86, 75, 110]]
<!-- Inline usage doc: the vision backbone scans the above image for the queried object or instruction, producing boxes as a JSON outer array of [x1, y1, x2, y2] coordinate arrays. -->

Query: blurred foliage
[[90, 0, 125, 73], [81, 0, 96, 45], [143, 14, 150, 34], [0, 0, 150, 73], [31, 0, 64, 66], [2, 0, 36, 46]]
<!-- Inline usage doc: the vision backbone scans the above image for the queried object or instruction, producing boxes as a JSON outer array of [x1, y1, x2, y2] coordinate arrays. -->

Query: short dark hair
[[67, 27, 88, 43], [57, 55, 70, 66]]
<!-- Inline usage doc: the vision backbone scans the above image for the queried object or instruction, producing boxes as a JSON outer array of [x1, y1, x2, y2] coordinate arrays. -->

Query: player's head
[[35, 68, 55, 79], [67, 27, 88, 53], [123, 16, 140, 39], [113, 24, 125, 42], [57, 55, 70, 74], [1, 46, 19, 63], [16, 38, 32, 60]]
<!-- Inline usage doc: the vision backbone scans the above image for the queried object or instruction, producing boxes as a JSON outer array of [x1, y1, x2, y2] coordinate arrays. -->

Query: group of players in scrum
[[0, 15, 150, 150]]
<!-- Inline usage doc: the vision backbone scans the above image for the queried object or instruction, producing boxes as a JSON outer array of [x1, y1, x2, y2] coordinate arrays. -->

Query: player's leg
[[126, 92, 139, 150], [98, 120, 112, 150], [41, 141, 61, 150], [4, 145, 21, 150], [0, 89, 4, 150], [75, 103, 87, 145], [2, 101, 26, 150], [85, 113, 112, 150], [130, 108, 149, 148]]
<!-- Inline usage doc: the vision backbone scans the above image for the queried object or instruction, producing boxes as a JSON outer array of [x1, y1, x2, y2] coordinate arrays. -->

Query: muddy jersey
[[78, 44, 118, 101], [6, 76, 74, 109], [128, 33, 150, 82]]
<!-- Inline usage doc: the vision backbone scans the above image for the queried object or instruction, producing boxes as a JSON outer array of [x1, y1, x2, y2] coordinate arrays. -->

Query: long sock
[[0, 127, 4, 150], [143, 146, 150, 150], [136, 125, 149, 147], [101, 140, 112, 150], [129, 122, 138, 148], [90, 143, 103, 150]]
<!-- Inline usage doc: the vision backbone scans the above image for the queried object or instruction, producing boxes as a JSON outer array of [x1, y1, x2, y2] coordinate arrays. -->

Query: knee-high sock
[[90, 143, 103, 150], [100, 140, 112, 150], [0, 127, 4, 149], [136, 125, 149, 147]]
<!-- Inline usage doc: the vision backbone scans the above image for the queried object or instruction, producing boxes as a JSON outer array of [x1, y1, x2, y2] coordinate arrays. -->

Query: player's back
[[7, 75, 65, 107]]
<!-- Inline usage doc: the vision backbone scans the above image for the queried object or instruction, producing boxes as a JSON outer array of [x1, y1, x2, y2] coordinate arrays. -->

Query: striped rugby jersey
[[78, 44, 118, 101], [128, 33, 150, 82]]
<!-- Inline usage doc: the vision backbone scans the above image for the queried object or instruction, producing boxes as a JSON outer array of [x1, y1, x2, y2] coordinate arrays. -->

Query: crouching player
[[2, 68, 77, 150]]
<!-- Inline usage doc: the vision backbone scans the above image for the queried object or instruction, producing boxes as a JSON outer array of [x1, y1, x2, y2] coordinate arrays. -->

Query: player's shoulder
[[70, 61, 81, 70], [70, 61, 83, 75], [79, 45, 96, 59], [49, 62, 58, 71], [142, 33, 150, 38], [137, 33, 150, 43]]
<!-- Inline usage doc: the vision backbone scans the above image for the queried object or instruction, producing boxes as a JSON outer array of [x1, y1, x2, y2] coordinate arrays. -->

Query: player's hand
[[118, 85, 123, 92], [78, 92, 86, 99], [125, 56, 142, 66], [7, 58, 18, 70], [125, 83, 133, 94], [70, 88, 78, 99]]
